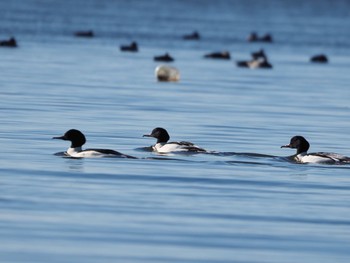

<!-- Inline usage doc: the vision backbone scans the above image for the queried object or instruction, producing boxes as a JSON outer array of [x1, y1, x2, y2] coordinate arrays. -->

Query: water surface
[[1, 0, 350, 262]]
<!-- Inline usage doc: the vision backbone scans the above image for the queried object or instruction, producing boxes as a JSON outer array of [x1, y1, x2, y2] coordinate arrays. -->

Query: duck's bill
[[143, 134, 153, 137], [52, 135, 66, 140], [281, 144, 291, 148]]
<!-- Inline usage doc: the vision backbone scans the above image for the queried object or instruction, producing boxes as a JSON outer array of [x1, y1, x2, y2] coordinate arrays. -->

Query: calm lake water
[[1, 0, 350, 262]]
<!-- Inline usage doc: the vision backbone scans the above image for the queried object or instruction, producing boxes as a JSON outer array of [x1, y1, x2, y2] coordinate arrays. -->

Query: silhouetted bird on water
[[204, 51, 231, 60], [0, 37, 17, 47], [120, 42, 138, 52], [247, 32, 273, 43], [251, 49, 266, 60], [310, 54, 328, 63], [154, 53, 174, 62], [183, 31, 200, 40], [74, 30, 94, 37]]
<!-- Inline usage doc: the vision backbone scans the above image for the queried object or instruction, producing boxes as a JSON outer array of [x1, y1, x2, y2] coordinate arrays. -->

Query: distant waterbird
[[155, 65, 180, 82], [154, 53, 174, 62], [120, 41, 138, 52]]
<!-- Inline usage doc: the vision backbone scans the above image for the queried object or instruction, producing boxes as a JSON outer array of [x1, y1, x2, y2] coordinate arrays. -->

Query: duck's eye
[[290, 139, 298, 146]]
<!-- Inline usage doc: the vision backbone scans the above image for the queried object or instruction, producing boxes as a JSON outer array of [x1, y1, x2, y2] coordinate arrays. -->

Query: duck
[[281, 136, 350, 164], [183, 31, 200, 40], [74, 30, 94, 38], [310, 54, 328, 63], [154, 53, 174, 62], [120, 41, 138, 52], [251, 49, 266, 60], [248, 57, 272, 69], [247, 32, 273, 43], [143, 127, 206, 153], [260, 34, 273, 42], [204, 51, 231, 60], [53, 129, 136, 158], [236, 49, 272, 69], [236, 57, 272, 69], [0, 37, 17, 47]]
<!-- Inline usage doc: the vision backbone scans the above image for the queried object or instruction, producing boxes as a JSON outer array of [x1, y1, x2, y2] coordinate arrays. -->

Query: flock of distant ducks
[[120, 31, 328, 67], [1, 30, 329, 75], [115, 30, 329, 70]]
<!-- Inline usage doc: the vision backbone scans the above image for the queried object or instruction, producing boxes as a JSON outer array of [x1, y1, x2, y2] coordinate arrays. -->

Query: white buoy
[[155, 65, 180, 82]]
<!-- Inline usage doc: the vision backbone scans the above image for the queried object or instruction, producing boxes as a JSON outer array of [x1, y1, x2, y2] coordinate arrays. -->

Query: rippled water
[[1, 0, 350, 262]]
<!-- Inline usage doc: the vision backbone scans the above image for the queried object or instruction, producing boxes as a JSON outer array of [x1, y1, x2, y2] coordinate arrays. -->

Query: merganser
[[310, 54, 328, 63], [143, 127, 206, 153], [247, 32, 273, 43], [281, 136, 350, 164], [236, 57, 272, 69], [183, 31, 200, 40], [154, 53, 174, 62], [251, 49, 267, 60], [204, 51, 231, 59], [74, 30, 94, 38], [120, 41, 138, 52], [53, 129, 136, 158], [237, 49, 272, 69], [0, 37, 17, 47]]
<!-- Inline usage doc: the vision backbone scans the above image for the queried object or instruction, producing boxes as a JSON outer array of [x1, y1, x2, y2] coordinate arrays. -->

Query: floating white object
[[155, 65, 180, 82]]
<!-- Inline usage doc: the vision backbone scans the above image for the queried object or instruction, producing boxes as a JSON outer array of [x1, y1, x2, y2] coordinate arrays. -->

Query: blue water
[[1, 0, 350, 262]]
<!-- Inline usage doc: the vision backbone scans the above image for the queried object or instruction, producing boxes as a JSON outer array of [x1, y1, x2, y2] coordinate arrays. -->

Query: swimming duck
[[154, 53, 174, 62], [74, 30, 94, 38], [251, 49, 266, 60], [237, 49, 272, 69], [53, 129, 135, 158], [281, 136, 350, 164], [310, 54, 328, 63], [183, 31, 200, 40], [120, 41, 138, 52], [143, 127, 206, 153], [236, 57, 272, 69], [247, 32, 273, 43], [0, 37, 17, 47], [204, 51, 231, 59]]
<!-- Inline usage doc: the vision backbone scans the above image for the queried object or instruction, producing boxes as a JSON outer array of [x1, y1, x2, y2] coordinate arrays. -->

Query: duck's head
[[53, 129, 86, 148], [281, 136, 310, 154], [251, 49, 266, 60], [143, 127, 170, 144]]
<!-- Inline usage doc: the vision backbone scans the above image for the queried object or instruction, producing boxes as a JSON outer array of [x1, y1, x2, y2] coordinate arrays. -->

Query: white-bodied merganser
[[143, 127, 206, 153], [53, 129, 136, 158], [281, 136, 350, 164], [236, 49, 272, 69]]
